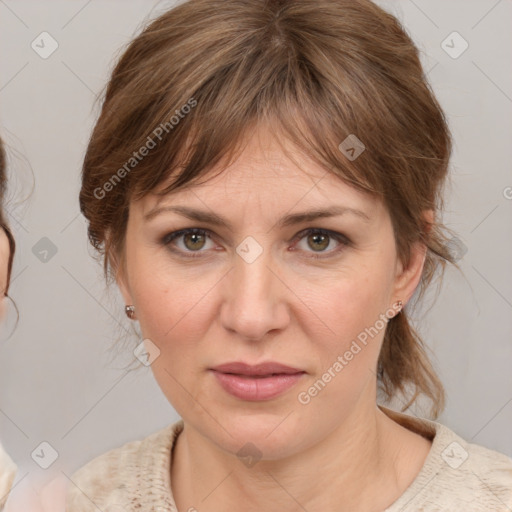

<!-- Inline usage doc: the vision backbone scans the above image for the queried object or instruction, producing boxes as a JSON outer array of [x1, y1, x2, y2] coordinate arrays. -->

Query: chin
[[204, 409, 311, 461]]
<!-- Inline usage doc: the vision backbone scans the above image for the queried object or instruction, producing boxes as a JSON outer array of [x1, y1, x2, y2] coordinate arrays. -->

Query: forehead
[[137, 126, 380, 218]]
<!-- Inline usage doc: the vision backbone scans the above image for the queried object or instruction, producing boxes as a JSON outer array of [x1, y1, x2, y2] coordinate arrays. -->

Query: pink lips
[[210, 362, 306, 401]]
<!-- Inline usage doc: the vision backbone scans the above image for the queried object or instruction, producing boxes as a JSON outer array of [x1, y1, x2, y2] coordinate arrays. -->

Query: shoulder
[[379, 406, 512, 511], [413, 421, 512, 511], [456, 436, 512, 506], [66, 420, 183, 511]]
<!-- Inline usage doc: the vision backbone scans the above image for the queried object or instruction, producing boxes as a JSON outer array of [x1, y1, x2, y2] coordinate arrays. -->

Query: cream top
[[66, 405, 512, 511]]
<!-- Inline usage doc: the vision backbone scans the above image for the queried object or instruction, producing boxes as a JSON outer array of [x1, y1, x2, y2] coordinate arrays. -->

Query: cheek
[[127, 251, 221, 370], [129, 263, 217, 409], [307, 265, 392, 335], [298, 264, 394, 384], [133, 269, 214, 342]]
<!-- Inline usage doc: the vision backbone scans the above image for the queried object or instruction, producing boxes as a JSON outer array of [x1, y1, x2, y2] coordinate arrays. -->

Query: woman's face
[[117, 127, 426, 459], [0, 226, 11, 320]]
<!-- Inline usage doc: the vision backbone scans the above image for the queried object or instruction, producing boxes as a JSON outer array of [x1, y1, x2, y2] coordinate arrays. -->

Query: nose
[[219, 239, 290, 341]]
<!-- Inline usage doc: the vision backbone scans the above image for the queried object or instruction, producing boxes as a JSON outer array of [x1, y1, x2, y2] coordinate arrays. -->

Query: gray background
[[0, 0, 511, 492]]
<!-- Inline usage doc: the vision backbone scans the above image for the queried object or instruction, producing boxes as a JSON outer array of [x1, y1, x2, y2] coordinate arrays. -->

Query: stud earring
[[125, 305, 136, 319]]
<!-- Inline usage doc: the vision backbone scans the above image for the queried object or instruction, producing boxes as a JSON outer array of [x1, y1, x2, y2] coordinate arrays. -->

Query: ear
[[392, 210, 433, 305]]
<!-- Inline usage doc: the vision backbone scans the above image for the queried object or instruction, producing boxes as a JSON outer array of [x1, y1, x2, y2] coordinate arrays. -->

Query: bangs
[[105, 49, 383, 206]]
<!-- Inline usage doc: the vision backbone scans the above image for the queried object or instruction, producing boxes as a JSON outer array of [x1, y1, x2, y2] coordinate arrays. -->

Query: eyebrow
[[144, 204, 371, 228]]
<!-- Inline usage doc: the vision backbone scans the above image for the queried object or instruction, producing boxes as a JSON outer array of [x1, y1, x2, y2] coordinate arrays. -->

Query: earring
[[125, 305, 136, 319], [396, 300, 403, 313]]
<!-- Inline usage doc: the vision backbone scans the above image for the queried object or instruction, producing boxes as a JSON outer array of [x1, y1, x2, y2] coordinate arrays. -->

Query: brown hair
[[79, 0, 458, 418], [0, 137, 16, 296]]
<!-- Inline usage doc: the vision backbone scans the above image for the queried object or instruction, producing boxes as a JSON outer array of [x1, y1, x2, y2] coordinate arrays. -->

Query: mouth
[[210, 361, 305, 377], [209, 361, 306, 401]]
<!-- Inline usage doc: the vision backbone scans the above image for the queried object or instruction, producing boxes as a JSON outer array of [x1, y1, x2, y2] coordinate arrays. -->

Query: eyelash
[[161, 227, 350, 260]]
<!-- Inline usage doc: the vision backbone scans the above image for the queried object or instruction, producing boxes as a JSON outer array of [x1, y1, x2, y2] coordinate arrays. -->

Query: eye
[[161, 228, 214, 258], [161, 227, 350, 259], [292, 228, 350, 259]]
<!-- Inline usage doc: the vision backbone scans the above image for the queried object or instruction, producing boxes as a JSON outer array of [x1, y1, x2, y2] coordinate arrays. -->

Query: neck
[[171, 390, 416, 512]]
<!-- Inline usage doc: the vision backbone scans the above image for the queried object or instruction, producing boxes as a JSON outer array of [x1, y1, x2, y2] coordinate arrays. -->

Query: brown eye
[[162, 228, 214, 258], [307, 232, 330, 252], [183, 231, 207, 251], [161, 227, 350, 260], [293, 228, 350, 259]]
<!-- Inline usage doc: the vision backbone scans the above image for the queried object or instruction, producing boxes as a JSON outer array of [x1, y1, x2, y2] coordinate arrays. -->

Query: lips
[[210, 361, 304, 377], [209, 362, 306, 401]]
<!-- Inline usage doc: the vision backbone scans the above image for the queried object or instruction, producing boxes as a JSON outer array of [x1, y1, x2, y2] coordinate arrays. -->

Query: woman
[[0, 137, 17, 510], [66, 0, 512, 510]]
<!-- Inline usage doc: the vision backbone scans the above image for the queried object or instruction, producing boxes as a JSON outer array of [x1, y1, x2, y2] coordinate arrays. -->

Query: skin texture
[[116, 126, 433, 512], [0, 227, 10, 320]]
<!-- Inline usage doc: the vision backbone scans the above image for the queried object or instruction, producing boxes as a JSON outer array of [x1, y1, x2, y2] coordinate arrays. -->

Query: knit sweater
[[65, 405, 512, 511]]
